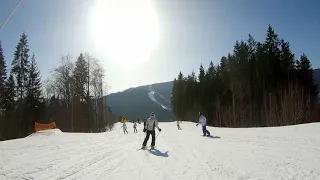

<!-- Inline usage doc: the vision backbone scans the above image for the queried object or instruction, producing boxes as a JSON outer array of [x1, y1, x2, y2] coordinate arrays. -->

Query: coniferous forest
[[171, 25, 319, 127], [0, 33, 116, 141]]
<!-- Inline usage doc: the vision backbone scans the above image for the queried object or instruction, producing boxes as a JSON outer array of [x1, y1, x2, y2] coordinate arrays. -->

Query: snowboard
[[201, 135, 213, 137], [201, 135, 219, 139]]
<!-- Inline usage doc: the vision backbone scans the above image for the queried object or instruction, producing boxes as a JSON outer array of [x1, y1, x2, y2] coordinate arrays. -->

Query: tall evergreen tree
[[11, 33, 30, 102], [296, 54, 317, 96], [0, 41, 7, 108], [198, 64, 205, 82], [171, 78, 178, 116], [264, 25, 281, 92], [3, 74, 15, 112], [26, 53, 42, 103], [280, 40, 295, 70], [73, 53, 88, 98]]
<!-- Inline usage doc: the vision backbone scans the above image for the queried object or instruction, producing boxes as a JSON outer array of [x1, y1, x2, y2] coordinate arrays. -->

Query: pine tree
[[3, 74, 15, 112], [175, 72, 185, 119], [26, 53, 42, 104], [197, 64, 206, 111], [185, 71, 196, 114], [171, 78, 178, 116], [205, 61, 217, 124], [198, 64, 205, 82], [264, 25, 281, 92], [73, 53, 88, 99], [279, 39, 295, 83], [296, 54, 317, 96], [11, 33, 30, 102], [0, 41, 7, 109]]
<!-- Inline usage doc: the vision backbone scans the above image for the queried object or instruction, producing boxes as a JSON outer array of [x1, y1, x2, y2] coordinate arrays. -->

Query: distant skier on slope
[[122, 122, 128, 134], [196, 112, 211, 136], [177, 120, 182, 130], [133, 121, 138, 133], [142, 112, 161, 149]]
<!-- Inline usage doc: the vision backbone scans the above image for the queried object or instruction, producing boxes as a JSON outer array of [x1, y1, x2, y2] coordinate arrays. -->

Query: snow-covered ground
[[1, 122, 320, 180]]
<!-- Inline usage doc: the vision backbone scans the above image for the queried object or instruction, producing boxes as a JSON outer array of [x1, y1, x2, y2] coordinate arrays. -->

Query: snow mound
[[28, 129, 63, 137], [1, 122, 319, 180], [37, 129, 62, 134]]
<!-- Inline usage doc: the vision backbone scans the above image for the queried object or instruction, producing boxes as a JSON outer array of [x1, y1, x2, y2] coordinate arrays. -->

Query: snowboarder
[[142, 112, 161, 149], [196, 112, 211, 136], [133, 121, 138, 133], [177, 120, 182, 130], [122, 122, 128, 134]]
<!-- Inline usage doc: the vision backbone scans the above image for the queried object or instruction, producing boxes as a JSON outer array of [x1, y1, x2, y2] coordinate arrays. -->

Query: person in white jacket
[[122, 122, 128, 134], [196, 112, 211, 136], [142, 112, 161, 149]]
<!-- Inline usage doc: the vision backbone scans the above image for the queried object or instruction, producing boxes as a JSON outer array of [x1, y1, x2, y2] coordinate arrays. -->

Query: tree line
[[171, 25, 319, 127], [0, 33, 116, 141]]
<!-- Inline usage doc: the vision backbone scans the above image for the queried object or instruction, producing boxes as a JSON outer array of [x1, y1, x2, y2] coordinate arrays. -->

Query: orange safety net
[[34, 122, 56, 132]]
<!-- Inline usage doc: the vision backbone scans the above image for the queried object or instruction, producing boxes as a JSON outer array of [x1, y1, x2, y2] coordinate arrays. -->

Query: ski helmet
[[150, 112, 155, 117]]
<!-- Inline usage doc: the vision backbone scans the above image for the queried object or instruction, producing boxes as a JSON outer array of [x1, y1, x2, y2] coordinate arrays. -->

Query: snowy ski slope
[[0, 122, 319, 180]]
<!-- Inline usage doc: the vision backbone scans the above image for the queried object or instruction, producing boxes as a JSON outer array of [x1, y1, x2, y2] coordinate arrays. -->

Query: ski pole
[[155, 131, 161, 141]]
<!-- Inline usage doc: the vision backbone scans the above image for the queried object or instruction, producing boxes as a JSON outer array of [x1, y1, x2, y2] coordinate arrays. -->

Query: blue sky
[[0, 0, 319, 93]]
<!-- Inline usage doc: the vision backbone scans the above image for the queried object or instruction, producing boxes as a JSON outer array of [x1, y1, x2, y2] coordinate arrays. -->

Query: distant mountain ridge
[[106, 68, 320, 122], [106, 81, 173, 122]]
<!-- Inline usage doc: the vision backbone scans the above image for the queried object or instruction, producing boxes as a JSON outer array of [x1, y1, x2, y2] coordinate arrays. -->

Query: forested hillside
[[171, 25, 319, 127]]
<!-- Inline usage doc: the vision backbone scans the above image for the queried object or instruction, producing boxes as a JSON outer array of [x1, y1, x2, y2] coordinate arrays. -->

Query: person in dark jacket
[[133, 122, 137, 133]]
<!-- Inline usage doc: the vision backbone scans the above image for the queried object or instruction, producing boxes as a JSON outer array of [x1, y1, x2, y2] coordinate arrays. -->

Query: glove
[[159, 128, 162, 132], [196, 124, 199, 126], [143, 128, 146, 132]]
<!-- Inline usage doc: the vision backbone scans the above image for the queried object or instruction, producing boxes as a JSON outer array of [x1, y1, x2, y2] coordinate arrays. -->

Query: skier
[[122, 122, 128, 134], [177, 120, 182, 130], [142, 112, 161, 149], [196, 112, 211, 136], [133, 121, 138, 133]]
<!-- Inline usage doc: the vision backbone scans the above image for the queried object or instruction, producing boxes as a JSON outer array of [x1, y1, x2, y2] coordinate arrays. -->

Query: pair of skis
[[137, 146, 157, 151]]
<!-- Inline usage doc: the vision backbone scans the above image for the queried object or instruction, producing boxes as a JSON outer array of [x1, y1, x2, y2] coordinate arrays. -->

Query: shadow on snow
[[204, 135, 221, 139], [149, 149, 169, 157]]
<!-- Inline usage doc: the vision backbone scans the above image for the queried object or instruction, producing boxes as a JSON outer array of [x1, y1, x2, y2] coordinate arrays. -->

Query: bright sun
[[90, 0, 159, 69]]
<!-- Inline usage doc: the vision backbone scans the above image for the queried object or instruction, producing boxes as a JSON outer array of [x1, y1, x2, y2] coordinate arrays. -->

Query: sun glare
[[90, 0, 159, 69]]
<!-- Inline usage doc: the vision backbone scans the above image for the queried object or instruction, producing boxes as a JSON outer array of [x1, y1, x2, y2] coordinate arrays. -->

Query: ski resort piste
[[0, 121, 319, 180]]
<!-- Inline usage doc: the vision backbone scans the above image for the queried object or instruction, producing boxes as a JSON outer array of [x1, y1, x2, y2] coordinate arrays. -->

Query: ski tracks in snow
[[1, 122, 319, 180], [147, 85, 171, 110]]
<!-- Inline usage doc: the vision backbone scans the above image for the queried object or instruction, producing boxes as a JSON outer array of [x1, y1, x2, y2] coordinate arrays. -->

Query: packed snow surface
[[1, 122, 320, 180]]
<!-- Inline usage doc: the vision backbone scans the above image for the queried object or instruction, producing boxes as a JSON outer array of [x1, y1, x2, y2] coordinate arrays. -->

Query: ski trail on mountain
[[148, 85, 171, 110]]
